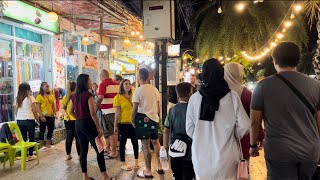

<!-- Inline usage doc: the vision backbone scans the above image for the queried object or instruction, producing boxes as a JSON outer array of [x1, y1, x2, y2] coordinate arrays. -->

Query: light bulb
[[136, 31, 140, 36], [218, 56, 224, 60], [236, 2, 245, 12], [271, 42, 277, 47], [48, 11, 58, 22], [139, 35, 143, 39], [282, 28, 287, 33], [195, 58, 200, 63], [218, 7, 222, 14], [284, 21, 292, 27], [131, 31, 135, 36], [290, 13, 295, 19], [277, 33, 284, 39], [82, 35, 89, 42], [294, 4, 302, 12]]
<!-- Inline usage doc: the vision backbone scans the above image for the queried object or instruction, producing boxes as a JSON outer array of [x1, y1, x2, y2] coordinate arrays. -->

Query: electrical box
[[143, 0, 175, 40]]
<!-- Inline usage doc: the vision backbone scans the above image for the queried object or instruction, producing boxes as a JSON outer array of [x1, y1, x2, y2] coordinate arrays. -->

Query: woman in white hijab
[[224, 62, 264, 160]]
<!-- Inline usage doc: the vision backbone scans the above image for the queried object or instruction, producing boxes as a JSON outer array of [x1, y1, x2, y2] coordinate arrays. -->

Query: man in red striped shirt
[[96, 69, 119, 158]]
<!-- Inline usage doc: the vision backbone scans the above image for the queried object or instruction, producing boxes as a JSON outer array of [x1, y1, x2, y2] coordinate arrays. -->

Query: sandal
[[133, 164, 141, 170], [137, 170, 153, 178], [65, 156, 73, 161], [156, 169, 164, 174]]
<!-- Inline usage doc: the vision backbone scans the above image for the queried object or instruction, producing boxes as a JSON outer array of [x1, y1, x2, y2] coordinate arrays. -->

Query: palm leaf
[[304, 0, 320, 29]]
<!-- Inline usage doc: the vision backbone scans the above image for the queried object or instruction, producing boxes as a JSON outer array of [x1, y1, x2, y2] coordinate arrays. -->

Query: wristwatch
[[249, 143, 258, 148]]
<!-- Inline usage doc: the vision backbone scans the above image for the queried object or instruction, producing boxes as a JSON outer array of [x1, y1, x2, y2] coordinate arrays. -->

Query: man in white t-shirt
[[132, 68, 163, 178]]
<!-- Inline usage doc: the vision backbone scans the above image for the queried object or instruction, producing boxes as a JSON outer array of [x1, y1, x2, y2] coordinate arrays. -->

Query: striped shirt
[[98, 78, 119, 114]]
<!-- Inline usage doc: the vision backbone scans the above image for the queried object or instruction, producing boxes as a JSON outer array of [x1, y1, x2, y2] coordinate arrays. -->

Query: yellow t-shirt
[[113, 94, 133, 124], [35, 94, 55, 117], [61, 96, 76, 121]]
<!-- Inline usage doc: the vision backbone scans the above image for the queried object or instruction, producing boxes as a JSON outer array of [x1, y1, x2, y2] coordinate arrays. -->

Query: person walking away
[[15, 83, 38, 161], [114, 79, 139, 171], [69, 74, 114, 180], [163, 82, 195, 180], [132, 68, 163, 178], [60, 81, 80, 161], [96, 70, 119, 159], [224, 62, 265, 161], [250, 42, 320, 180], [186, 59, 250, 180], [36, 82, 56, 151]]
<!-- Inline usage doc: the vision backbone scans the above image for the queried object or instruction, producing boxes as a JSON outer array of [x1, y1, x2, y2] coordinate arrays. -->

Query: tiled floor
[[0, 141, 267, 180]]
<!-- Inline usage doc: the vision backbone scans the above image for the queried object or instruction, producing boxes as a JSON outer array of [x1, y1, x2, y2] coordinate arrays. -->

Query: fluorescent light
[[23, 24, 54, 35]]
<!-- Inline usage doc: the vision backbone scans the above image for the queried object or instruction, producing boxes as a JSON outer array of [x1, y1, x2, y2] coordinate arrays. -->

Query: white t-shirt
[[132, 84, 160, 122], [16, 96, 36, 120]]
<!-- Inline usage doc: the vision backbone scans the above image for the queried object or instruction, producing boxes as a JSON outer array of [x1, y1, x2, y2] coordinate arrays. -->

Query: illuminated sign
[[3, 1, 59, 33], [168, 44, 180, 57]]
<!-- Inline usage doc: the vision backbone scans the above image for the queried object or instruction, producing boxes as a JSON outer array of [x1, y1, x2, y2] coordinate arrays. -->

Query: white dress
[[186, 91, 250, 180]]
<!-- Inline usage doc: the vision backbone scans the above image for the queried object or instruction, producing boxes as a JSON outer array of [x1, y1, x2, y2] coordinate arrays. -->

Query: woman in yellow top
[[114, 79, 139, 171], [36, 82, 56, 151], [60, 81, 80, 161]]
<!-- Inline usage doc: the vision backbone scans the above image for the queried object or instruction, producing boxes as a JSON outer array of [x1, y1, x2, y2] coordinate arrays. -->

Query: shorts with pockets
[[134, 113, 159, 140], [102, 113, 115, 137]]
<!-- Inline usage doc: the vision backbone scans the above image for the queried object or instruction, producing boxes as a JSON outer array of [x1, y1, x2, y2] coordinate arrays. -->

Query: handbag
[[231, 92, 249, 180]]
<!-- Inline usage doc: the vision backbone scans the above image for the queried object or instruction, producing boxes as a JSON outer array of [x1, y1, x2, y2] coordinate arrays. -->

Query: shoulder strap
[[275, 73, 315, 115]]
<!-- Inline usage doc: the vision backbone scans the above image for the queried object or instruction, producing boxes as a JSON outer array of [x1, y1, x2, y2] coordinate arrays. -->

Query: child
[[163, 82, 195, 180]]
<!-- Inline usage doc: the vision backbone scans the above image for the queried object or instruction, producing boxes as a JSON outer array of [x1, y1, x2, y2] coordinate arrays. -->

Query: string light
[[195, 58, 200, 63], [131, 31, 135, 36], [241, 2, 300, 61], [218, 7, 222, 14]]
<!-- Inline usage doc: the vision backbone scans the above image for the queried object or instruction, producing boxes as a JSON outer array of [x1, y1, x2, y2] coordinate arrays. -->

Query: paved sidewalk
[[0, 141, 267, 180]]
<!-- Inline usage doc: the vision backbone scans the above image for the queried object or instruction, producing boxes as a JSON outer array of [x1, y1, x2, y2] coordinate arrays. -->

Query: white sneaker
[[40, 147, 47, 152]]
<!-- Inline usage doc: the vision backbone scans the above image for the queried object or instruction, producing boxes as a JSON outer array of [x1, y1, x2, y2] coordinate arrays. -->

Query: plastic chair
[[7, 122, 39, 171], [0, 142, 13, 169]]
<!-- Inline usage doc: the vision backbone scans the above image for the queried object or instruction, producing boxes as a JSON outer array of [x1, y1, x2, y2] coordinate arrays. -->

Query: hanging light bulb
[[277, 33, 284, 39], [131, 31, 135, 36], [235, 2, 245, 12], [111, 49, 117, 56], [195, 58, 200, 63], [139, 35, 143, 39], [218, 6, 222, 14], [290, 13, 295, 19], [284, 21, 292, 28], [48, 11, 58, 22], [282, 28, 287, 33], [294, 4, 302, 12], [136, 44, 143, 50], [122, 37, 132, 48], [135, 31, 140, 36], [82, 35, 89, 42], [99, 45, 107, 52]]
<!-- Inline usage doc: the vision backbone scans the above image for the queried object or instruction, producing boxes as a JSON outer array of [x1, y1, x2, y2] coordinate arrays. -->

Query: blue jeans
[[17, 120, 36, 156]]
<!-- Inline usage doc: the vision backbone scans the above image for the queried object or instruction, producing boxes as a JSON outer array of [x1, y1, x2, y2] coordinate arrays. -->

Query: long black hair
[[17, 83, 31, 108], [75, 74, 90, 104]]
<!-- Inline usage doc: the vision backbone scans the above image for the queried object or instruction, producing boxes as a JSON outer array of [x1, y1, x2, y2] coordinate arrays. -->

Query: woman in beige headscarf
[[224, 62, 264, 160]]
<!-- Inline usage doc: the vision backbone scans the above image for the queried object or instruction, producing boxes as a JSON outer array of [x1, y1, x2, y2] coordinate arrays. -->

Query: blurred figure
[[91, 83, 98, 99], [113, 75, 123, 84], [190, 75, 197, 93]]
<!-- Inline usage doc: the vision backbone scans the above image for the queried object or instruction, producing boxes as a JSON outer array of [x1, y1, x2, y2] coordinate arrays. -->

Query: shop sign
[[168, 44, 180, 57], [167, 58, 178, 85], [3, 1, 59, 33], [28, 79, 42, 92]]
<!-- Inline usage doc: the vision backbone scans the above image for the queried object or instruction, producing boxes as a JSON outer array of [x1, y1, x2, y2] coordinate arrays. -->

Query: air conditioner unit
[[143, 0, 175, 40]]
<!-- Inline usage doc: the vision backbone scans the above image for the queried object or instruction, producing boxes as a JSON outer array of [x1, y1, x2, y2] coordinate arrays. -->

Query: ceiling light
[[131, 31, 135, 36], [139, 35, 143, 39], [135, 31, 140, 36], [99, 44, 107, 52], [48, 11, 58, 22], [82, 35, 89, 42]]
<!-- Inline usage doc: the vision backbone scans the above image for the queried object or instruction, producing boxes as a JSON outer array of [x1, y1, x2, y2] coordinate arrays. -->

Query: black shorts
[[134, 113, 159, 140]]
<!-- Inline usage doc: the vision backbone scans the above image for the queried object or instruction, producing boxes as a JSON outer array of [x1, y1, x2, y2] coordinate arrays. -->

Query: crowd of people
[[12, 41, 320, 180]]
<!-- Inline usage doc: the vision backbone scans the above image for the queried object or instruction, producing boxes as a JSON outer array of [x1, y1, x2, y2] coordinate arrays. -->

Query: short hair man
[[132, 68, 163, 178], [250, 42, 320, 179], [96, 69, 119, 158], [113, 75, 123, 84], [163, 82, 195, 180]]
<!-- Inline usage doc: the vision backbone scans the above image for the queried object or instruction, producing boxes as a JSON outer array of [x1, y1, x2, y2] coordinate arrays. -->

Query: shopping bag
[[95, 133, 106, 153], [237, 159, 249, 180]]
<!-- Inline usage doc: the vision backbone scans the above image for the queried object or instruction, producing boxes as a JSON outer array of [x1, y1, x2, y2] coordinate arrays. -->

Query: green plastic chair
[[0, 142, 13, 169], [7, 122, 39, 171]]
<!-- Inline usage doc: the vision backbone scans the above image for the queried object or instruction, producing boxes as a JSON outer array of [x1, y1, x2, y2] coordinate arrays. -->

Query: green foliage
[[226, 56, 255, 82], [195, 1, 308, 60]]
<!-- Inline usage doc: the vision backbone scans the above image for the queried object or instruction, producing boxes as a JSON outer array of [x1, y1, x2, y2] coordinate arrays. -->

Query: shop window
[[66, 54, 79, 81], [0, 38, 14, 122], [16, 41, 43, 87], [15, 27, 42, 43], [65, 33, 79, 51], [0, 22, 12, 36], [87, 43, 96, 55]]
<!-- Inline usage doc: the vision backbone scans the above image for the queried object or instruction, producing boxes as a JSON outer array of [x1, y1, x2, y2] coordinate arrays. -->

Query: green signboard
[[3, 1, 59, 33]]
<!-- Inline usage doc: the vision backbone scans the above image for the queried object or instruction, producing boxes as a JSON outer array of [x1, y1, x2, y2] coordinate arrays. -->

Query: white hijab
[[224, 62, 245, 96]]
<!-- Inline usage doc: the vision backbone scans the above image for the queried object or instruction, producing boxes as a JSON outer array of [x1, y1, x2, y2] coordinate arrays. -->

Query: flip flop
[[156, 169, 164, 175], [104, 155, 116, 159], [133, 164, 141, 170], [137, 170, 153, 178]]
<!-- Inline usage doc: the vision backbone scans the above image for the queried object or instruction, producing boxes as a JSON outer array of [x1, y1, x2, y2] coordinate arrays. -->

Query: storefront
[[0, 1, 59, 122]]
